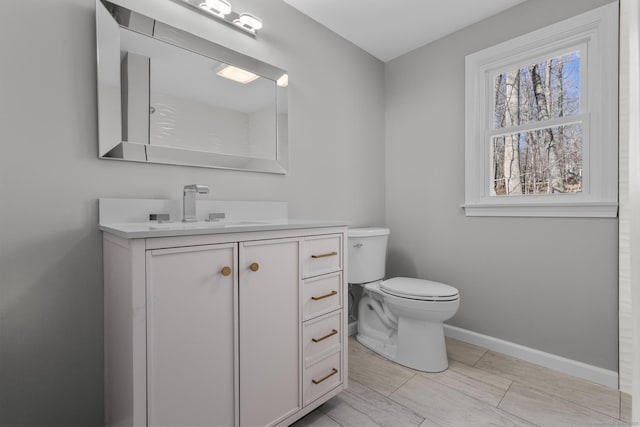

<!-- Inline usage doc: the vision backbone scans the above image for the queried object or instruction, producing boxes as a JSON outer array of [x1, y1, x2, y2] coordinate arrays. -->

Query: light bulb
[[234, 13, 263, 31], [201, 0, 231, 16]]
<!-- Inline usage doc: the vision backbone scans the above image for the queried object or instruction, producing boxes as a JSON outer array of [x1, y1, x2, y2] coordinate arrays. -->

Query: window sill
[[461, 201, 618, 218]]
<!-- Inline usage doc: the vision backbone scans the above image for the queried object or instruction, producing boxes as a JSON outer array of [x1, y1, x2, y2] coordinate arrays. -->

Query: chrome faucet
[[182, 184, 209, 222]]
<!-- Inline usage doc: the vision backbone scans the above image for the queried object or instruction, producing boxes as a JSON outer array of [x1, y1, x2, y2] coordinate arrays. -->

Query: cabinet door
[[239, 238, 300, 426], [146, 243, 238, 427]]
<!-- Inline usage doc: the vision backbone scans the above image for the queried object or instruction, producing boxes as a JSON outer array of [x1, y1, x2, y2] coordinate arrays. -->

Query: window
[[464, 3, 618, 217]]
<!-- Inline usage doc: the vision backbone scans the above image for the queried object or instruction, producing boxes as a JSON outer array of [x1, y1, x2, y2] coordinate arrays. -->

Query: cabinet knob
[[221, 266, 232, 277], [249, 262, 259, 272]]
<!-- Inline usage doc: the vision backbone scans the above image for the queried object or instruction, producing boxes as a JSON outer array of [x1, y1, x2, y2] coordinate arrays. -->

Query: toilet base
[[356, 316, 449, 373], [356, 333, 397, 361], [355, 285, 455, 373], [396, 316, 449, 372]]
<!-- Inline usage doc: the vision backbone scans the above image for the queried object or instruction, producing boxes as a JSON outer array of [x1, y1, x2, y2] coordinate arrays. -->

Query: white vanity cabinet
[[238, 238, 301, 426], [103, 226, 347, 427], [146, 243, 238, 427], [300, 234, 345, 407]]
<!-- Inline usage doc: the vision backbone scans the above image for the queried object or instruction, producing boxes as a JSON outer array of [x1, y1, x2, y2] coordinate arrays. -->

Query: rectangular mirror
[[96, 0, 289, 174]]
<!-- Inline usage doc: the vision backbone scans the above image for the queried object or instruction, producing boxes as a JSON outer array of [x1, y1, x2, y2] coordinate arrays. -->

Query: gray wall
[[0, 0, 385, 425], [385, 0, 618, 371]]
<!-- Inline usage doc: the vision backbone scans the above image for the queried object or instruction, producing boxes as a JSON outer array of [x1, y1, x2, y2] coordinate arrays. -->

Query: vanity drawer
[[303, 351, 342, 407], [302, 235, 342, 278], [302, 272, 342, 320], [303, 311, 341, 364]]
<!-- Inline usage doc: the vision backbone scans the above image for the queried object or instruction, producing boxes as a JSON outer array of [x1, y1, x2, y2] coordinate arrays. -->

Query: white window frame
[[464, 3, 618, 217]]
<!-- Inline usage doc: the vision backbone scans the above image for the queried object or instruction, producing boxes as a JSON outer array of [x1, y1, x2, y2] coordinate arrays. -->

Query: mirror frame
[[96, 0, 289, 174]]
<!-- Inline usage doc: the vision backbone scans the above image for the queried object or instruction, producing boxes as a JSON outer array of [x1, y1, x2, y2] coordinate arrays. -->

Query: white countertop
[[98, 198, 349, 239], [99, 219, 350, 239]]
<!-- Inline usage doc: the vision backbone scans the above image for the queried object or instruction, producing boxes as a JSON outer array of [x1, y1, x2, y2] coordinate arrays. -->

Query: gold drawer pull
[[221, 266, 231, 276], [311, 251, 338, 259], [249, 262, 259, 272], [311, 290, 337, 301], [312, 368, 338, 385], [312, 329, 338, 343]]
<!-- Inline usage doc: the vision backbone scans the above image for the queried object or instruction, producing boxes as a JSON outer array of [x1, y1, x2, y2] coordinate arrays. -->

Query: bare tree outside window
[[492, 52, 582, 196]]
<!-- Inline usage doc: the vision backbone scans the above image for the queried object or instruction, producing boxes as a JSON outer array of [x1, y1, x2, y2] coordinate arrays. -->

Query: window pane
[[494, 51, 580, 129], [491, 123, 582, 195]]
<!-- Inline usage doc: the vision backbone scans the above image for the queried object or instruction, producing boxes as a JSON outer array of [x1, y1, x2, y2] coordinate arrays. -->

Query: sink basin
[[149, 220, 269, 230]]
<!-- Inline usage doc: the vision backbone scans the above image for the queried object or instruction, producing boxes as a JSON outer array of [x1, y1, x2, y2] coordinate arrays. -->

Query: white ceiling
[[282, 0, 526, 62]]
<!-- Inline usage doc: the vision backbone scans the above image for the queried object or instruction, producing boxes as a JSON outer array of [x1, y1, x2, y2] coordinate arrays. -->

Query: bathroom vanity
[[100, 199, 348, 426]]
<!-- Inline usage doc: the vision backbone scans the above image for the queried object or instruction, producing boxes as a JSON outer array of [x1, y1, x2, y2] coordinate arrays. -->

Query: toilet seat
[[380, 277, 459, 302]]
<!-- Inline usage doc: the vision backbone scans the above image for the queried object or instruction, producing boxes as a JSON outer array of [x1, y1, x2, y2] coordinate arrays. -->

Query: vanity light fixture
[[234, 13, 263, 33], [216, 64, 260, 84], [178, 0, 263, 37], [199, 0, 231, 18]]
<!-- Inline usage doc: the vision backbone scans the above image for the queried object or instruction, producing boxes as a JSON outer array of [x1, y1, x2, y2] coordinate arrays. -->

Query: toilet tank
[[348, 227, 390, 284]]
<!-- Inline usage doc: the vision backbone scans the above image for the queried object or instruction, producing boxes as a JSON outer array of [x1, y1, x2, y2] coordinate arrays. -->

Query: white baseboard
[[444, 324, 619, 389]]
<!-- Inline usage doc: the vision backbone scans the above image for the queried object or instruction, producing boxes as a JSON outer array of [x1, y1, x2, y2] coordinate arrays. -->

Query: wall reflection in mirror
[[96, 0, 289, 174]]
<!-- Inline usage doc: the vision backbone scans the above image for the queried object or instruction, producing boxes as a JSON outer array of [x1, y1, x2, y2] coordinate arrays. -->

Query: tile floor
[[292, 337, 632, 427]]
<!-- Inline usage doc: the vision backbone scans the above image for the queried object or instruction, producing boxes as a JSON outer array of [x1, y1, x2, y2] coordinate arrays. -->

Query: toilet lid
[[380, 277, 459, 301], [348, 227, 390, 237]]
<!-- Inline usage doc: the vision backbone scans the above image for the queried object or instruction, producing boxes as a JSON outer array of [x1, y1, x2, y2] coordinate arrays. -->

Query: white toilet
[[349, 227, 460, 372]]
